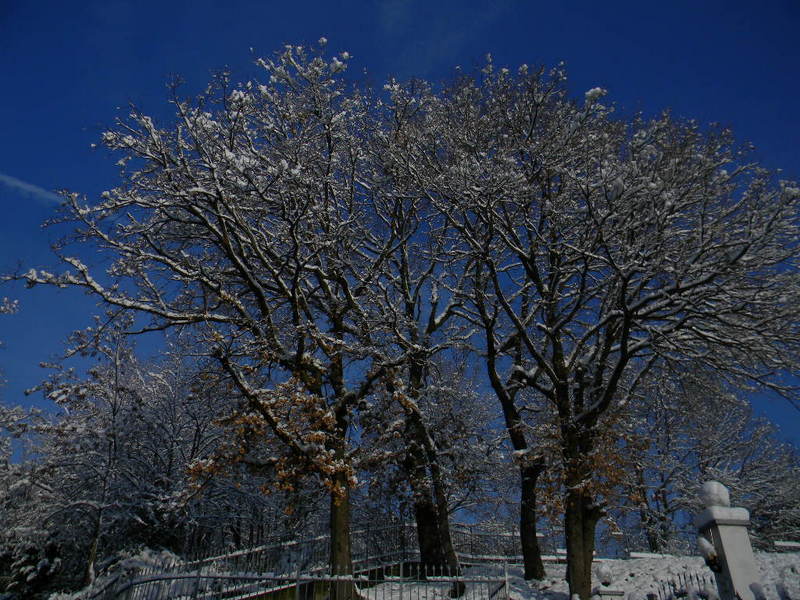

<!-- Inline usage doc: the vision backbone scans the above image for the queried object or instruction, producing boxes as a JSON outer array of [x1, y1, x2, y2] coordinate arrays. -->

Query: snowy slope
[[49, 551, 800, 600], [478, 554, 800, 600]]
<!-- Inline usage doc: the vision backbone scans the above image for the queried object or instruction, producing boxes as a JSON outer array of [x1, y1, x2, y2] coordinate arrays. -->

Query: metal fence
[[151, 522, 545, 579], [95, 564, 508, 600], [88, 522, 717, 600], [181, 525, 419, 577], [652, 570, 718, 600], [451, 525, 523, 564], [84, 525, 419, 600]]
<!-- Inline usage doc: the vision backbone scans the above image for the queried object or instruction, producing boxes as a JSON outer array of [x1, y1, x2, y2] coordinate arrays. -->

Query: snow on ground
[[461, 554, 800, 600], [48, 552, 800, 600]]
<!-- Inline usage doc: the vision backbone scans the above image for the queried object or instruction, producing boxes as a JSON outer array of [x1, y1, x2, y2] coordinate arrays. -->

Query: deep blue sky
[[0, 0, 798, 440]]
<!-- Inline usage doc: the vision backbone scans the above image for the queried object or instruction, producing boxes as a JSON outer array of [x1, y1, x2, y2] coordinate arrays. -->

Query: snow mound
[[471, 553, 799, 600]]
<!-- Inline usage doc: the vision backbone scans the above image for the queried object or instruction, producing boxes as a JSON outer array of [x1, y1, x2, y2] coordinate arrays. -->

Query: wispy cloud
[[376, 0, 513, 78], [378, 0, 413, 37], [0, 172, 61, 205]]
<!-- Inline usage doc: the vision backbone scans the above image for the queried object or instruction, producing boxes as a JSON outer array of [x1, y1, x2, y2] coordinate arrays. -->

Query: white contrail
[[0, 172, 61, 204]]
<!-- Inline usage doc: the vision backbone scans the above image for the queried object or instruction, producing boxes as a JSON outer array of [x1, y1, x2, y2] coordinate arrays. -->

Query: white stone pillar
[[694, 481, 760, 600]]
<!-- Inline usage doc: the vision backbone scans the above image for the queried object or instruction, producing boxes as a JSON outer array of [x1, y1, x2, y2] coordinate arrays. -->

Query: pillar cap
[[695, 506, 750, 529]]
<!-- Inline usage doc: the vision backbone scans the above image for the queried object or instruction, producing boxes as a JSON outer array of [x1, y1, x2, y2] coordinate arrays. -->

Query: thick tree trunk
[[405, 434, 463, 582], [329, 471, 358, 600], [564, 487, 602, 600], [402, 399, 460, 575], [413, 490, 448, 568], [520, 464, 546, 580], [561, 418, 602, 600], [558, 403, 604, 600], [429, 461, 459, 572], [403, 412, 463, 596], [329, 404, 356, 600], [329, 476, 352, 575], [405, 442, 446, 567]]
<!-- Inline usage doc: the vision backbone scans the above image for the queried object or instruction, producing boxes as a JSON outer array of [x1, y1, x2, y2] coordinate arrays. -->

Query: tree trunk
[[560, 407, 603, 600], [329, 476, 352, 575], [405, 435, 447, 569], [563, 487, 602, 600], [402, 399, 461, 576], [478, 312, 546, 582], [84, 478, 109, 585], [329, 470, 357, 600], [633, 466, 664, 553], [329, 406, 356, 600], [429, 459, 460, 572], [84, 523, 100, 586], [520, 463, 546, 580], [403, 417, 463, 595], [410, 478, 448, 568]]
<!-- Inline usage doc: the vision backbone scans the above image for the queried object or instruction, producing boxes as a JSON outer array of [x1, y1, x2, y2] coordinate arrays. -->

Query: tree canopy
[[4, 42, 799, 600]]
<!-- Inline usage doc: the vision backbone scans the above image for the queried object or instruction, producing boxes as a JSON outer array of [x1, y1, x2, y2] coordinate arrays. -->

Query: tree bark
[[520, 463, 546, 580], [404, 418, 462, 579], [329, 405, 356, 600], [476, 286, 547, 582], [484, 359, 546, 580], [634, 467, 662, 553], [405, 444, 448, 569], [402, 361, 461, 578], [329, 475, 352, 575], [561, 414, 603, 600], [329, 470, 358, 600], [564, 487, 602, 600], [429, 453, 460, 573], [412, 487, 448, 568]]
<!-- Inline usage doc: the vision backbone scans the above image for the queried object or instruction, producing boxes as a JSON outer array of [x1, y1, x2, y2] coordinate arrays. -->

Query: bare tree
[[11, 42, 404, 589], [358, 356, 497, 577], [613, 368, 800, 553], [361, 103, 473, 574], [1, 330, 306, 598], [390, 61, 800, 598], [6, 46, 800, 600]]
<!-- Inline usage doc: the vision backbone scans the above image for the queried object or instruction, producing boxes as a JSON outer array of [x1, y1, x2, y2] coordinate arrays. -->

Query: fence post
[[695, 481, 760, 600], [469, 525, 474, 560]]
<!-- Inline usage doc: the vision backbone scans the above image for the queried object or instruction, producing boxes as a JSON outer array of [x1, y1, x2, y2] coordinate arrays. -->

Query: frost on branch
[[3, 43, 799, 596], [0, 297, 18, 314], [584, 86, 608, 103]]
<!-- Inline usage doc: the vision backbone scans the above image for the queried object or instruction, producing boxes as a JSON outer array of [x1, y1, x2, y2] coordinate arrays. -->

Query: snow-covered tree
[[5, 44, 800, 600], [613, 369, 800, 553], [386, 60, 800, 598], [10, 43, 410, 591], [358, 111, 477, 573], [357, 358, 499, 568], [3, 334, 187, 591], [0, 329, 308, 597]]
